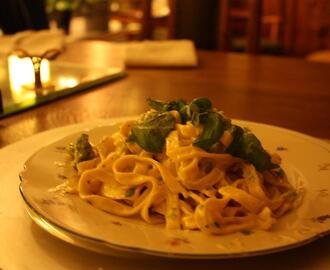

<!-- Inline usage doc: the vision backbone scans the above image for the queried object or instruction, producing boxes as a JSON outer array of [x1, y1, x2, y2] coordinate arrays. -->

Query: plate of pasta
[[19, 98, 330, 259]]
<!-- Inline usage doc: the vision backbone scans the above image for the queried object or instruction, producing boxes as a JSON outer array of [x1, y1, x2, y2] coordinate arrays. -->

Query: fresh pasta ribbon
[[218, 186, 265, 214], [113, 155, 186, 195], [66, 118, 298, 235]]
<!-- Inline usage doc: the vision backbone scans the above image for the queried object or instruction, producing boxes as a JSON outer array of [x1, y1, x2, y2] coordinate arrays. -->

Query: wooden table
[[1, 41, 329, 148], [0, 41, 330, 269]]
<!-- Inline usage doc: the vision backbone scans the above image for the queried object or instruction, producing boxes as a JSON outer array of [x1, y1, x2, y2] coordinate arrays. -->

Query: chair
[[109, 0, 176, 40], [217, 0, 286, 54], [218, 0, 262, 53]]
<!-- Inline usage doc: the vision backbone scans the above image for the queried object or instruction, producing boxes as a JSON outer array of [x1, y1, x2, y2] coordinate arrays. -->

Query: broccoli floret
[[67, 134, 95, 166]]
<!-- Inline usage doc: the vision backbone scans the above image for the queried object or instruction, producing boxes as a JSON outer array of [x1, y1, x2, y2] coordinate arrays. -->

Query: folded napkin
[[0, 29, 65, 56], [0, 30, 33, 55], [306, 50, 330, 64], [0, 32, 197, 67], [121, 40, 198, 67]]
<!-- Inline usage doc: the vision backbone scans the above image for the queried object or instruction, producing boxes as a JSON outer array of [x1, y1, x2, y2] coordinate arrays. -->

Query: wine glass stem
[[31, 56, 43, 89]]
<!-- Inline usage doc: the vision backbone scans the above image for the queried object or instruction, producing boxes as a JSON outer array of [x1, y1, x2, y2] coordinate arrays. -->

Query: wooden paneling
[[246, 0, 263, 53], [282, 0, 296, 55], [218, 0, 231, 50], [216, 0, 330, 56], [293, 0, 330, 55]]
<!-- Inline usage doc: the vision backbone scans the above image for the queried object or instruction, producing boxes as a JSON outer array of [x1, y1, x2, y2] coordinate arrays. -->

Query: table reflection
[[0, 57, 125, 118], [58, 76, 79, 88]]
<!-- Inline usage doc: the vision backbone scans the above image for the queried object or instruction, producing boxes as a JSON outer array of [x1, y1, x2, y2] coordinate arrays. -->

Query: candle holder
[[11, 49, 61, 94]]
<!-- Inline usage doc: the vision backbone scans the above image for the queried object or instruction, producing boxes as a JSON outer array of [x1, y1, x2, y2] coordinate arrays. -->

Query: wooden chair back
[[218, 0, 263, 53], [110, 0, 176, 40]]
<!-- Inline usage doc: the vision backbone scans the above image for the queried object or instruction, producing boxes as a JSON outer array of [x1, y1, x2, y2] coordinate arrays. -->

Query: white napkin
[[306, 50, 330, 64], [0, 29, 65, 56], [0, 30, 33, 55], [0, 32, 197, 67], [122, 40, 198, 67]]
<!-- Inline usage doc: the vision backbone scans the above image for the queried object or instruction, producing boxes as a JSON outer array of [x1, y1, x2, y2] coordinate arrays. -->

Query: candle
[[8, 55, 50, 102]]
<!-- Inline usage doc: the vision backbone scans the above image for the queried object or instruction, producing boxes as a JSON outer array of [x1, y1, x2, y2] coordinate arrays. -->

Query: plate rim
[[18, 181, 330, 259]]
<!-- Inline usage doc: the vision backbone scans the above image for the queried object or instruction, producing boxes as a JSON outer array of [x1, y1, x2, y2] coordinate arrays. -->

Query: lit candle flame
[[8, 55, 50, 102]]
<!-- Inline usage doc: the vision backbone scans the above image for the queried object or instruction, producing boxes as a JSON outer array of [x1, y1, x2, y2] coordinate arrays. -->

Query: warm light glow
[[69, 16, 87, 37], [8, 55, 50, 102], [126, 22, 141, 33], [58, 76, 79, 89], [152, 0, 170, 18], [110, 1, 120, 12], [108, 19, 123, 33]]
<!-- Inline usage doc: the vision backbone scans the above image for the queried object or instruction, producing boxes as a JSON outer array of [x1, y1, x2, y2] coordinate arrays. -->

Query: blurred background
[[0, 0, 329, 59]]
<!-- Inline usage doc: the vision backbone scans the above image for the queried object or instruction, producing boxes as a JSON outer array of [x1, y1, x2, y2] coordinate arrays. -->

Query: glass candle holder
[[10, 49, 61, 92]]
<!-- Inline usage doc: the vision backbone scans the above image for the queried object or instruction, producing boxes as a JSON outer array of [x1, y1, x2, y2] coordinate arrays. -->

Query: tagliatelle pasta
[[63, 113, 299, 235]]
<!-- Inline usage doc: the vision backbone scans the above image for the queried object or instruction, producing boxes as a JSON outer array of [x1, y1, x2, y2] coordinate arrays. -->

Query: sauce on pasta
[[63, 98, 298, 235]]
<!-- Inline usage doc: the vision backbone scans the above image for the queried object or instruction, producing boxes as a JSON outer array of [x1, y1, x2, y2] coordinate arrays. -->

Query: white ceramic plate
[[19, 120, 330, 259]]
